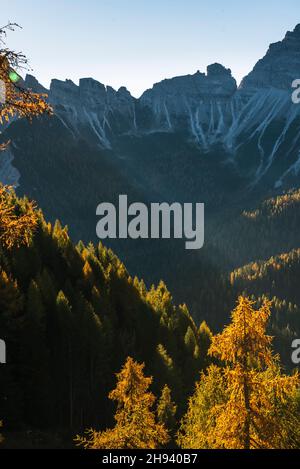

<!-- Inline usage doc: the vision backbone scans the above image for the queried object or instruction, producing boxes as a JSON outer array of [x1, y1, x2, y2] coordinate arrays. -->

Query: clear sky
[[1, 0, 300, 97]]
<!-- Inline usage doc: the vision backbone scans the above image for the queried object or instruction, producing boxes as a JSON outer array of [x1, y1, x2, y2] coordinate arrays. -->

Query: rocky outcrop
[[47, 77, 136, 147], [0, 145, 20, 187], [240, 24, 300, 93]]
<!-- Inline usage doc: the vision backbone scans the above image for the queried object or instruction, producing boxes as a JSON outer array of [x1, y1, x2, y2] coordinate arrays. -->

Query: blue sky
[[1, 0, 300, 97]]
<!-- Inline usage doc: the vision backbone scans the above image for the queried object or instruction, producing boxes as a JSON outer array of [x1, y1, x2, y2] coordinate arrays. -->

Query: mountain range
[[1, 23, 300, 329]]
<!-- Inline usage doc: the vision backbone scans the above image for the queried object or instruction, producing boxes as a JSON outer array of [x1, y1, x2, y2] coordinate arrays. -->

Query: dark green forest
[[0, 187, 210, 447]]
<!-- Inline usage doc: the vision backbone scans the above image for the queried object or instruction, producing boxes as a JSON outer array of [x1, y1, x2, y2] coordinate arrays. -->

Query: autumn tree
[[177, 365, 226, 449], [157, 384, 177, 438], [75, 357, 169, 449], [178, 296, 300, 449], [0, 23, 51, 128], [198, 320, 212, 366], [0, 185, 38, 249]]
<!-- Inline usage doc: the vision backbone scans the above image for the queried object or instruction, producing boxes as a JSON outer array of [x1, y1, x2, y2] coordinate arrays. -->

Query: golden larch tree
[[75, 357, 169, 449], [178, 296, 300, 449], [0, 185, 38, 249], [157, 384, 177, 438]]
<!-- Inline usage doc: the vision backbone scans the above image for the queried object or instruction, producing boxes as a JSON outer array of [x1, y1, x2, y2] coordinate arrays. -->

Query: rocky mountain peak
[[207, 63, 232, 78], [2, 24, 300, 194], [140, 64, 237, 110], [240, 23, 300, 92], [24, 74, 48, 94]]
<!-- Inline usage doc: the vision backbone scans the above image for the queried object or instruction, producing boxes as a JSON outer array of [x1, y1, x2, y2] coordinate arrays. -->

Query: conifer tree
[[20, 280, 50, 425], [184, 326, 197, 355], [54, 291, 75, 428], [157, 385, 177, 437], [0, 185, 38, 249], [177, 365, 226, 449], [75, 357, 169, 449], [178, 297, 300, 449], [0, 269, 23, 316]]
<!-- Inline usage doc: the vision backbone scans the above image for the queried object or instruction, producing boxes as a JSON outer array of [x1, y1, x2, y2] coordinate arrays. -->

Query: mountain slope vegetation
[[0, 186, 208, 443]]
